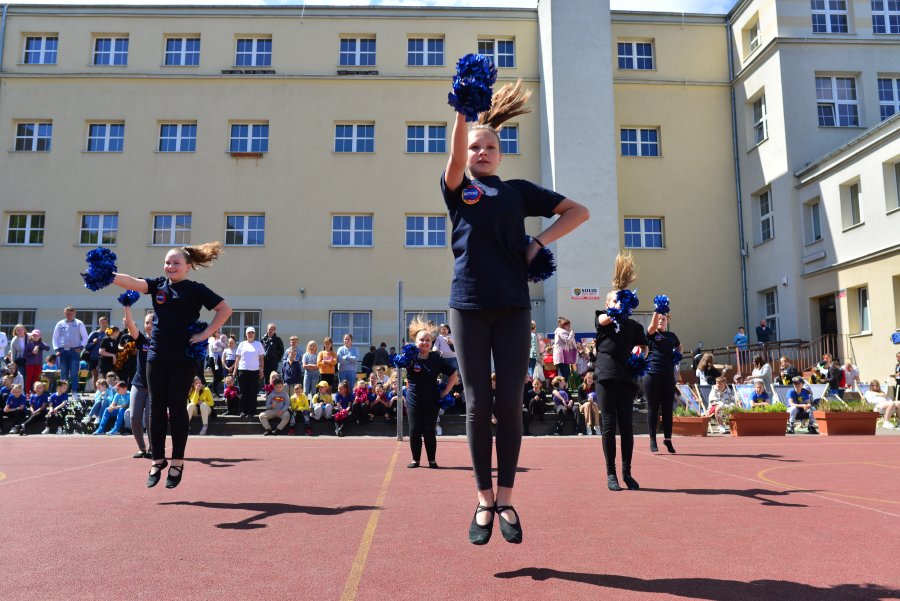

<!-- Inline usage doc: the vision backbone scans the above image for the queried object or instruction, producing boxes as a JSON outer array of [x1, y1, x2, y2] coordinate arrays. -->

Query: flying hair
[[408, 315, 434, 341], [177, 242, 224, 269], [611, 251, 637, 291], [475, 79, 532, 133]]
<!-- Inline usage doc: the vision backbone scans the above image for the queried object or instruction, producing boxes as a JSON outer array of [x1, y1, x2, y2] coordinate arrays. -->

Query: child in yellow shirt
[[311, 381, 333, 421], [290, 384, 312, 436]]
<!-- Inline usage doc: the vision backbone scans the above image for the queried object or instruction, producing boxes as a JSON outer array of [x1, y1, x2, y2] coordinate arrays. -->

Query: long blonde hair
[[408, 315, 434, 341], [611, 251, 637, 291], [474, 79, 532, 136], [176, 241, 224, 269]]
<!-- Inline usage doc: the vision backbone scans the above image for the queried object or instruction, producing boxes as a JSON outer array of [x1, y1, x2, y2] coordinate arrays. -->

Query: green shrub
[[731, 402, 787, 414], [674, 406, 700, 417], [817, 400, 876, 413]]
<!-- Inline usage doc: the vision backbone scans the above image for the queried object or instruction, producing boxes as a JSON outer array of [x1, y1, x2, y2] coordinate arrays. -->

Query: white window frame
[[811, 0, 849, 33], [405, 215, 447, 248], [14, 122, 52, 152], [499, 125, 519, 155], [92, 36, 129, 66], [339, 37, 376, 66], [331, 214, 373, 247], [816, 75, 859, 127], [757, 189, 774, 243], [75, 309, 111, 333], [752, 96, 768, 145], [87, 122, 125, 152], [404, 311, 448, 331], [330, 311, 372, 347], [620, 127, 660, 157], [5, 213, 45, 246], [406, 124, 446, 154], [234, 37, 272, 67], [222, 310, 261, 341], [762, 288, 779, 339], [841, 180, 863, 229], [857, 286, 870, 333], [0, 309, 37, 333], [617, 40, 654, 70], [158, 122, 197, 153], [407, 36, 443, 66], [872, 0, 900, 34], [878, 77, 900, 121], [151, 213, 192, 246], [334, 123, 375, 153], [805, 199, 823, 245], [23, 35, 58, 64], [623, 217, 664, 249], [229, 122, 269, 154], [164, 36, 201, 66], [79, 213, 118, 246], [893, 162, 900, 211], [747, 19, 761, 52], [225, 214, 266, 246], [477, 38, 515, 68]]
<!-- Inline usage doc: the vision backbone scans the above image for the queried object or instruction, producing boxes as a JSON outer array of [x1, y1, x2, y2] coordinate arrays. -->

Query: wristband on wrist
[[533, 237, 545, 249]]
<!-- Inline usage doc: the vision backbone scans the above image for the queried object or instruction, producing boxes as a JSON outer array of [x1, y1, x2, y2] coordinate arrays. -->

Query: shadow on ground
[[638, 487, 816, 507], [160, 500, 377, 529], [183, 457, 261, 468]]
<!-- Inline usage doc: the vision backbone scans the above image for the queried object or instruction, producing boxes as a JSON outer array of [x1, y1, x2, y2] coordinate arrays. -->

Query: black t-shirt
[[98, 336, 119, 372], [131, 332, 150, 388], [647, 330, 680, 376], [593, 310, 649, 383], [441, 174, 563, 310], [524, 389, 546, 408], [405, 352, 456, 408], [143, 277, 224, 364]]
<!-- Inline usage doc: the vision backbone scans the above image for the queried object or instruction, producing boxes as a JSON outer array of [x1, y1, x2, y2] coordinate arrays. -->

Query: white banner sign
[[571, 287, 601, 300]]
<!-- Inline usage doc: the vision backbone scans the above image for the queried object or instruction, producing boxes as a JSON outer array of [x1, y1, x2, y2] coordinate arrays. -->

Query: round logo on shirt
[[413, 364, 422, 373], [155, 290, 167, 304], [462, 185, 482, 205]]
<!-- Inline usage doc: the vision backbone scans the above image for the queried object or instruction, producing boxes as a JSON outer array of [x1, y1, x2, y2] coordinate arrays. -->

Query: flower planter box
[[812, 411, 878, 436], [729, 412, 787, 437], [671, 415, 709, 437]]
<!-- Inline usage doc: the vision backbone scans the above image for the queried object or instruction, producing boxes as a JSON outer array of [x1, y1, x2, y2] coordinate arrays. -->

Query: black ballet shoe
[[649, 439, 659, 453], [165, 464, 184, 489], [428, 461, 439, 469], [133, 450, 150, 459], [146, 460, 168, 488], [664, 439, 676, 454], [468, 504, 496, 545], [623, 473, 640, 490], [496, 505, 523, 544], [407, 461, 419, 469], [607, 474, 622, 491]]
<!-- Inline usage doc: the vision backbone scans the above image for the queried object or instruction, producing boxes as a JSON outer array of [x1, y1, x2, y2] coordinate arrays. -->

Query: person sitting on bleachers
[[259, 377, 290, 435], [785, 376, 817, 434], [2, 382, 28, 434], [44, 379, 70, 435], [94, 381, 129, 435], [578, 372, 599, 435], [368, 382, 394, 421], [550, 375, 575, 435], [12, 381, 50, 435], [523, 378, 546, 435], [706, 376, 736, 434], [311, 381, 334, 421], [83, 378, 111, 425], [864, 380, 899, 429], [750, 379, 770, 407], [778, 356, 799, 385], [186, 376, 214, 436], [290, 383, 313, 436]]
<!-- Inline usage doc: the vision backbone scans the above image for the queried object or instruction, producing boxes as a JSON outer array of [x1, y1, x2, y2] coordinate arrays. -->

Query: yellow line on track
[[341, 441, 400, 601], [757, 461, 900, 506]]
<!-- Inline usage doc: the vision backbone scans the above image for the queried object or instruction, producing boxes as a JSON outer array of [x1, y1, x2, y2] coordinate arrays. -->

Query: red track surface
[[2, 435, 898, 600]]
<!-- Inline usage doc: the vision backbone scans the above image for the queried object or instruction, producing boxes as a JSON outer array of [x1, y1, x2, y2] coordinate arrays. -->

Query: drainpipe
[[0, 5, 9, 73], [726, 16, 750, 332]]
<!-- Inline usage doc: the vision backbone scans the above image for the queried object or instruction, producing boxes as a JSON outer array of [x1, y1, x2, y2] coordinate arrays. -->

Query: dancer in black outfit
[[112, 242, 232, 489], [594, 253, 649, 492], [443, 80, 589, 544], [404, 317, 458, 469], [643, 310, 682, 454]]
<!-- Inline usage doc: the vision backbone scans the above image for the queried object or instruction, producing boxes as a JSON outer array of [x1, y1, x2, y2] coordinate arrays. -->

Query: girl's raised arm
[[113, 273, 149, 294], [444, 112, 468, 192]]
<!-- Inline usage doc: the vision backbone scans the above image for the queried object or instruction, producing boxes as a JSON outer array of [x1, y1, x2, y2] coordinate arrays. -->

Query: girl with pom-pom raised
[[109, 243, 232, 489], [443, 64, 589, 545]]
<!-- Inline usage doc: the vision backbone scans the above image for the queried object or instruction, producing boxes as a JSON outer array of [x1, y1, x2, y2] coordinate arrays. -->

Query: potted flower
[[670, 406, 709, 437], [727, 402, 788, 437], [813, 400, 878, 436]]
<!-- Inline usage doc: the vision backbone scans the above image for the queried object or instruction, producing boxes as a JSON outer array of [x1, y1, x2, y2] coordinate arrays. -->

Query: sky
[[4, 1, 738, 15]]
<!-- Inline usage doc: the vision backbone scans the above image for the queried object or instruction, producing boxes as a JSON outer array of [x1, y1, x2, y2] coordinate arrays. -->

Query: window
[[222, 310, 261, 341], [332, 215, 373, 247], [407, 37, 443, 66], [330, 312, 371, 346], [158, 123, 197, 152], [0, 309, 36, 333], [477, 39, 515, 68], [762, 289, 779, 339], [857, 287, 870, 332], [893, 162, 900, 210], [406, 125, 446, 153], [339, 37, 376, 66], [334, 124, 374, 153], [816, 76, 859, 127], [230, 123, 269, 153], [6, 213, 44, 245], [811, 0, 849, 33], [757, 189, 774, 243], [747, 19, 761, 52], [235, 38, 271, 67], [75, 310, 110, 333], [620, 128, 659, 157], [79, 213, 118, 246], [877, 77, 900, 120], [87, 123, 124, 152], [872, 0, 900, 34], [805, 199, 823, 244], [406, 215, 446, 247], [404, 311, 447, 330], [164, 37, 200, 66], [623, 218, 664, 249], [225, 214, 265, 246], [617, 41, 653, 70], [152, 214, 192, 245], [499, 126, 519, 155], [23, 36, 58, 64], [93, 36, 129, 65], [752, 96, 768, 145], [14, 122, 52, 152], [840, 181, 862, 229]]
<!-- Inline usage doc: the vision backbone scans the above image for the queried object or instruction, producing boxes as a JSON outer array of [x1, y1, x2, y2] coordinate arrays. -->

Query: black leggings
[[147, 361, 194, 461], [597, 379, 636, 476], [450, 307, 530, 491], [407, 402, 439, 463], [643, 372, 675, 440], [238, 370, 259, 415]]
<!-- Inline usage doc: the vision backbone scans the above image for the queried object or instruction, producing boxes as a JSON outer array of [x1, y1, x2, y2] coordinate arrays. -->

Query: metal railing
[[682, 334, 840, 380]]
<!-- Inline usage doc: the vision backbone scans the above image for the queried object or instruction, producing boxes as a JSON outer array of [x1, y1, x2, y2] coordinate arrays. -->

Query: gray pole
[[396, 280, 404, 441]]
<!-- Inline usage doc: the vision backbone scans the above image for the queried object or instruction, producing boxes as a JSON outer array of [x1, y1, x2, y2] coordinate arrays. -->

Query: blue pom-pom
[[81, 247, 118, 291], [525, 236, 556, 283], [654, 295, 670, 315], [437, 383, 456, 409], [117, 290, 140, 307], [672, 350, 683, 366], [185, 320, 208, 361], [617, 289, 640, 312], [390, 344, 419, 369], [628, 353, 650, 378], [447, 53, 497, 122], [892, 332, 900, 345]]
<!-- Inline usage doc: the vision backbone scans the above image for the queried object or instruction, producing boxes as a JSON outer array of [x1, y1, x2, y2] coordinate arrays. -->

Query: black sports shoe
[[807, 426, 818, 435], [146, 460, 168, 488], [623, 473, 640, 490], [165, 464, 184, 489], [787, 424, 795, 434], [132, 450, 150, 459], [428, 461, 439, 469], [468, 504, 496, 545], [407, 461, 419, 468], [663, 439, 676, 454], [496, 505, 522, 544]]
